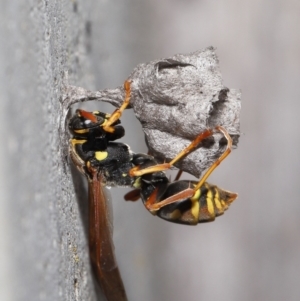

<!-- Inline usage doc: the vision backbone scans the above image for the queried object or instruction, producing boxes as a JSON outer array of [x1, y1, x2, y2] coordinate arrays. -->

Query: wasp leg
[[124, 189, 140, 201], [103, 80, 131, 133], [129, 128, 214, 177], [140, 126, 232, 214], [69, 138, 88, 175], [174, 169, 183, 181], [144, 187, 195, 214], [192, 126, 232, 192]]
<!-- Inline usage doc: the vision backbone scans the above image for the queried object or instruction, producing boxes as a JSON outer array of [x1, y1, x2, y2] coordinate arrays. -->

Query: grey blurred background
[[1, 1, 300, 301]]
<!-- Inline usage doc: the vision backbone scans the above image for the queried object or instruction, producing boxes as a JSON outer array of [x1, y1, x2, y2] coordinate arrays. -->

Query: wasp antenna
[[78, 109, 98, 123]]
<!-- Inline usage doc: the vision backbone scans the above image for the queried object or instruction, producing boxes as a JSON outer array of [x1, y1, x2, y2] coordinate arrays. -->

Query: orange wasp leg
[[144, 187, 195, 213], [174, 169, 183, 181], [138, 126, 232, 213], [192, 126, 232, 192], [124, 189, 140, 202], [129, 128, 214, 177], [103, 80, 132, 133]]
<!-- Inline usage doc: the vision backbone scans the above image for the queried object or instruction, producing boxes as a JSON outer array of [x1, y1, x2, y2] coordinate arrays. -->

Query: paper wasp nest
[[63, 47, 241, 177]]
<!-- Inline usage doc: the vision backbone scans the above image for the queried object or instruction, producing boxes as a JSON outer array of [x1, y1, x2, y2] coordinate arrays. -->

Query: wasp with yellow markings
[[68, 81, 237, 301]]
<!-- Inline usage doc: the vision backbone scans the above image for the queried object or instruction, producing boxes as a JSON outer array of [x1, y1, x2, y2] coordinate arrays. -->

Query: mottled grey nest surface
[[62, 47, 241, 177]]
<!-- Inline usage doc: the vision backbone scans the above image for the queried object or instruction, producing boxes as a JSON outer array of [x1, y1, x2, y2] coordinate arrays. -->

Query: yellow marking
[[122, 173, 127, 177], [86, 161, 91, 168], [169, 209, 182, 220], [71, 138, 87, 146], [74, 128, 89, 134], [190, 188, 200, 219], [221, 200, 226, 208], [205, 185, 215, 216], [92, 110, 100, 114], [133, 177, 141, 188], [95, 151, 108, 161], [214, 188, 223, 211]]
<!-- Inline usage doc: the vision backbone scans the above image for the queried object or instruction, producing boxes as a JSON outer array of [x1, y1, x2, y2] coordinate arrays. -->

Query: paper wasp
[[68, 81, 237, 301]]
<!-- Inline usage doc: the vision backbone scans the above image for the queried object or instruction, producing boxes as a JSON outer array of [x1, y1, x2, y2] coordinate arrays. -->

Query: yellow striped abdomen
[[156, 181, 237, 225]]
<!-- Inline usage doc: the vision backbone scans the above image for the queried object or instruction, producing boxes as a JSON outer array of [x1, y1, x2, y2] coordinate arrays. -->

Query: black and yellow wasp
[[68, 81, 237, 301]]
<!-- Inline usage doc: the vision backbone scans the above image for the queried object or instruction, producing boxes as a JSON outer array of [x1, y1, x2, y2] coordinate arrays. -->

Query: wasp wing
[[88, 172, 127, 301]]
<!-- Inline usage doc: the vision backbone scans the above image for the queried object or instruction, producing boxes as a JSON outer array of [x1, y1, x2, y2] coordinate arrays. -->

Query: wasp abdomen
[[157, 181, 237, 225]]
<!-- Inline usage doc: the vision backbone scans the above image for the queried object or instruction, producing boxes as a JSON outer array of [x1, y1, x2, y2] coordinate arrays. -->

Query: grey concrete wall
[[1, 1, 300, 301], [0, 1, 99, 300]]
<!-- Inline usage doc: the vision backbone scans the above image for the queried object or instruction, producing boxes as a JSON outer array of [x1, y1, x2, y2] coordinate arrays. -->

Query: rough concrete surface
[[0, 1, 101, 301]]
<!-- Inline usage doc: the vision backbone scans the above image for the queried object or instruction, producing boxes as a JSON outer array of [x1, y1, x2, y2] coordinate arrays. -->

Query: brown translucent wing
[[88, 171, 128, 301]]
